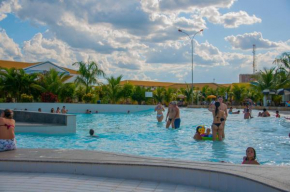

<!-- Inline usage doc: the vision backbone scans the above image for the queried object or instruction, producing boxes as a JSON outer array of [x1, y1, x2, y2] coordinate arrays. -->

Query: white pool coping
[[0, 149, 289, 192]]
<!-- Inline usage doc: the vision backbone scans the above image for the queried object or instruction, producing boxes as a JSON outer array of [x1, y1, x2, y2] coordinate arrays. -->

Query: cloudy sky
[[0, 0, 289, 83]]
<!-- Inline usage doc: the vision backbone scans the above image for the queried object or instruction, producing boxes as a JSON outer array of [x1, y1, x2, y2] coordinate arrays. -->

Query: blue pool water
[[16, 108, 290, 165]]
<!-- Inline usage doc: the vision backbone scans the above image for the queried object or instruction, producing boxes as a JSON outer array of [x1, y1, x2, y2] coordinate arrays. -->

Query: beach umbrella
[[207, 95, 216, 99], [277, 88, 290, 95], [262, 89, 276, 95]]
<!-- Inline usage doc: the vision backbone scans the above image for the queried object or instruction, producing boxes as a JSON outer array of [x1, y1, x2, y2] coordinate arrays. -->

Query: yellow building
[[120, 80, 235, 90]]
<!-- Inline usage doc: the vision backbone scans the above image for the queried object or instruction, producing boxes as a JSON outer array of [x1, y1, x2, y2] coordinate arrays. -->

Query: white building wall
[[0, 103, 154, 113]]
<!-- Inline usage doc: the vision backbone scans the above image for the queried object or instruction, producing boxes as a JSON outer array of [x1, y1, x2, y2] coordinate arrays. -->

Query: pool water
[[16, 108, 290, 165]]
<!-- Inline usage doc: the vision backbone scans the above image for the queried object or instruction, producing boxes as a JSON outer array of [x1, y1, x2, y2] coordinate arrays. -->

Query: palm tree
[[231, 84, 247, 104], [251, 67, 276, 92], [37, 69, 70, 95], [273, 52, 290, 70], [182, 84, 193, 104], [132, 86, 146, 105], [104, 75, 123, 104], [73, 61, 105, 94], [0, 68, 40, 101], [121, 83, 134, 103], [163, 88, 174, 104], [153, 87, 165, 103]]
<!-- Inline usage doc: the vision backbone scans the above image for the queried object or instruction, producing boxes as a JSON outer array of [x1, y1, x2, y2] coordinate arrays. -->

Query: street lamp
[[178, 28, 203, 105]]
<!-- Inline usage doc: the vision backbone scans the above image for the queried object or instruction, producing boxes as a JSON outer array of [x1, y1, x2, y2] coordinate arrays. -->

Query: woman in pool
[[0, 109, 16, 152], [208, 102, 226, 141], [242, 147, 260, 165], [154, 102, 165, 122]]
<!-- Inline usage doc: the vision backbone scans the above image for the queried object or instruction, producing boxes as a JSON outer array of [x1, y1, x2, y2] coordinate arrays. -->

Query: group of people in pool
[[154, 96, 228, 140], [154, 101, 181, 128]]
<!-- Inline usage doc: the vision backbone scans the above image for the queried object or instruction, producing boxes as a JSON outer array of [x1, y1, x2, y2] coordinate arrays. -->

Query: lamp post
[[178, 28, 203, 105]]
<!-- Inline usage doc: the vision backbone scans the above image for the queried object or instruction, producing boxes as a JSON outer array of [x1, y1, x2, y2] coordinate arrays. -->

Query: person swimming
[[229, 107, 240, 114], [242, 147, 259, 165], [89, 129, 98, 137]]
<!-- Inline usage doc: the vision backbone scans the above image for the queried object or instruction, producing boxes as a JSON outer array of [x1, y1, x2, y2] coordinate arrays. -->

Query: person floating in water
[[154, 102, 165, 122], [193, 126, 202, 140], [229, 107, 240, 114], [242, 147, 259, 165], [89, 129, 98, 137]]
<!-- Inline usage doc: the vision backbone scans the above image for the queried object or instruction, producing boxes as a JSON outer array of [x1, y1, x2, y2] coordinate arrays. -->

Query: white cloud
[[0, 29, 22, 60], [0, 0, 20, 21], [141, 0, 235, 13], [224, 32, 288, 50], [201, 7, 261, 28]]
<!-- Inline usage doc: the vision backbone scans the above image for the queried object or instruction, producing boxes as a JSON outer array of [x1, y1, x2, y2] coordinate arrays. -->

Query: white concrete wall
[[0, 103, 154, 113], [0, 161, 282, 192]]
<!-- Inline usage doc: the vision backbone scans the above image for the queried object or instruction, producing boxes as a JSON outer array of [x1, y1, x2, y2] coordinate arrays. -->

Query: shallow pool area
[[16, 108, 290, 165]]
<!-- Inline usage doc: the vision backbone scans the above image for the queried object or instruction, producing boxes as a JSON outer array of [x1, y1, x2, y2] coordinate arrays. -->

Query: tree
[[251, 67, 276, 92], [153, 87, 165, 103], [163, 88, 174, 104], [273, 52, 290, 70], [73, 61, 105, 94], [0, 68, 39, 101], [231, 84, 247, 104], [59, 83, 76, 102], [182, 84, 193, 103], [121, 83, 134, 103], [132, 86, 146, 104], [104, 75, 123, 104]]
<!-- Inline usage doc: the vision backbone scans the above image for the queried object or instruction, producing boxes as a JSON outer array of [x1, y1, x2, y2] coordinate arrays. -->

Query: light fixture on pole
[[178, 28, 203, 105]]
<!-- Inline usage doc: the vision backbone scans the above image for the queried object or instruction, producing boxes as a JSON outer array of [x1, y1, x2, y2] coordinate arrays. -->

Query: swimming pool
[[16, 108, 290, 165]]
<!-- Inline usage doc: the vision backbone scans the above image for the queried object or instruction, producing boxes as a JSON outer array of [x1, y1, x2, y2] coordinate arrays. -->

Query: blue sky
[[0, 0, 289, 83]]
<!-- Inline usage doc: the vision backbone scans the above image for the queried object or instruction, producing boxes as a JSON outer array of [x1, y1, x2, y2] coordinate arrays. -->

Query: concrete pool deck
[[0, 149, 289, 192]]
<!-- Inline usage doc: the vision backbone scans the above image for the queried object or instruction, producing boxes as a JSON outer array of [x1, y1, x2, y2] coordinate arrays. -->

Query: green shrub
[[21, 94, 33, 102], [82, 93, 93, 103], [0, 98, 5, 103]]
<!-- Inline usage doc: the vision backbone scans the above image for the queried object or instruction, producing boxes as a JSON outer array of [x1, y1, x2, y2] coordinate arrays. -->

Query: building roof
[[0, 60, 78, 74], [0, 60, 39, 69], [120, 80, 233, 89]]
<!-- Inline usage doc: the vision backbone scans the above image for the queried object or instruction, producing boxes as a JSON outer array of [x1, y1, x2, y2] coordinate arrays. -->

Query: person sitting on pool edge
[[242, 147, 259, 165], [89, 129, 98, 137], [229, 107, 240, 114]]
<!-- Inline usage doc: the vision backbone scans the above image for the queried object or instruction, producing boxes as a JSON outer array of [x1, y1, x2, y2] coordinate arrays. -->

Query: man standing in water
[[154, 102, 165, 122], [171, 101, 181, 129], [218, 96, 228, 138]]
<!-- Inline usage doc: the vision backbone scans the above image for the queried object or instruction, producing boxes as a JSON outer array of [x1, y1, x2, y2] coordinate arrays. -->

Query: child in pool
[[193, 127, 202, 140], [242, 147, 260, 165], [201, 128, 212, 137], [89, 129, 98, 137], [276, 111, 280, 118]]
